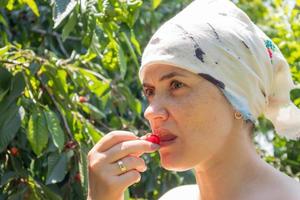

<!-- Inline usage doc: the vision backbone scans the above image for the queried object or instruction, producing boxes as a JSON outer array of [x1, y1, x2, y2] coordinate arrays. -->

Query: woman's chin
[[159, 152, 190, 171]]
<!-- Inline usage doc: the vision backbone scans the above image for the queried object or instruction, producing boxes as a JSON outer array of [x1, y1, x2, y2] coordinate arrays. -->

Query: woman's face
[[142, 64, 237, 171]]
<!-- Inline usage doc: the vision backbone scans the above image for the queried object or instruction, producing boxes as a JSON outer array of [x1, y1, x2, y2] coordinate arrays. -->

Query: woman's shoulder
[[257, 167, 300, 199], [158, 184, 200, 200], [274, 175, 300, 199]]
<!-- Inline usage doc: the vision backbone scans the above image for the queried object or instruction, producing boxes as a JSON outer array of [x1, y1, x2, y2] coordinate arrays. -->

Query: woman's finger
[[91, 131, 138, 153], [105, 139, 160, 162], [112, 156, 147, 175], [117, 169, 142, 188]]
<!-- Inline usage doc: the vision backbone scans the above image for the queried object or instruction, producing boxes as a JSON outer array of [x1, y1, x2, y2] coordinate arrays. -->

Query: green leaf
[[0, 171, 18, 187], [40, 183, 62, 200], [6, 0, 15, 10], [23, 0, 40, 16], [124, 189, 130, 200], [117, 43, 127, 79], [46, 68, 69, 100], [117, 83, 141, 115], [127, 0, 143, 9], [82, 12, 96, 47], [29, 62, 40, 75], [27, 176, 44, 200], [0, 45, 10, 56], [85, 120, 103, 143], [62, 10, 77, 41], [82, 103, 106, 121], [0, 67, 12, 102], [121, 31, 139, 68], [152, 0, 162, 10], [80, 0, 87, 13], [51, 0, 77, 28], [0, 14, 7, 27], [46, 152, 70, 185], [27, 110, 49, 156], [6, 186, 28, 199], [0, 104, 21, 152], [9, 72, 26, 100], [0, 0, 9, 7], [0, 68, 25, 152], [130, 29, 141, 55], [78, 68, 110, 97], [0, 88, 9, 102], [133, 98, 142, 114], [44, 110, 65, 152], [78, 143, 89, 197], [0, 72, 25, 116], [56, 69, 68, 94]]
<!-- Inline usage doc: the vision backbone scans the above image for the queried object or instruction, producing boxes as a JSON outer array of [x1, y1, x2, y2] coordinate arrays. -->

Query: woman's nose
[[144, 103, 169, 122]]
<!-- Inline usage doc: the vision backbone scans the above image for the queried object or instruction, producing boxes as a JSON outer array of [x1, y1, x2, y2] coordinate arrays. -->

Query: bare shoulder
[[158, 184, 200, 200], [280, 177, 300, 199], [265, 169, 300, 200]]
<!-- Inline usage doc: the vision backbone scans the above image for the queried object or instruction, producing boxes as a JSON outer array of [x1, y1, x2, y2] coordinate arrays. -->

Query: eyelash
[[143, 80, 185, 97]]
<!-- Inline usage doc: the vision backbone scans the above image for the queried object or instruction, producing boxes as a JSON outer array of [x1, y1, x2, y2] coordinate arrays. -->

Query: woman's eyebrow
[[142, 71, 187, 87]]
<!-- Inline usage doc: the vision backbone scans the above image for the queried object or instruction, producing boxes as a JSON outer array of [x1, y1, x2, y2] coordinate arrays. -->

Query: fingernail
[[135, 176, 141, 183], [150, 143, 160, 150]]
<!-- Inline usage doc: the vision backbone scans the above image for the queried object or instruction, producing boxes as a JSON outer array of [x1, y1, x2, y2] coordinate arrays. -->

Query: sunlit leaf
[[51, 0, 77, 28], [44, 110, 65, 152], [23, 0, 40, 16], [85, 120, 103, 143], [130, 29, 141, 55], [0, 14, 7, 27], [27, 110, 49, 156], [62, 10, 77, 41], [82, 103, 106, 121], [0, 45, 10, 56], [6, 0, 15, 10], [117, 43, 127, 79], [152, 0, 162, 10], [78, 142, 89, 196]]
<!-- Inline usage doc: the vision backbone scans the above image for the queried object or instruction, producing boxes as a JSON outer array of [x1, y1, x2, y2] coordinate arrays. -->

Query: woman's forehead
[[142, 64, 196, 82]]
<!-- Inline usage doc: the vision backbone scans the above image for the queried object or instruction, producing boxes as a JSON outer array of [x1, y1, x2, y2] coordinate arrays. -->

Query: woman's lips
[[160, 134, 177, 142], [154, 129, 177, 146]]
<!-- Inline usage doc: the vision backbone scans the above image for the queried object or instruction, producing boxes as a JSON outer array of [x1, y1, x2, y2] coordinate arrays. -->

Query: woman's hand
[[87, 131, 160, 200]]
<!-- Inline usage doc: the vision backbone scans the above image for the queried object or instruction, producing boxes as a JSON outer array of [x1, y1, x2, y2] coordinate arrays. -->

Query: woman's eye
[[144, 88, 154, 97], [170, 80, 184, 90]]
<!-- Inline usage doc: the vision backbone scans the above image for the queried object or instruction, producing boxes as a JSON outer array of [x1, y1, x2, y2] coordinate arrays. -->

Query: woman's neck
[[193, 128, 269, 200]]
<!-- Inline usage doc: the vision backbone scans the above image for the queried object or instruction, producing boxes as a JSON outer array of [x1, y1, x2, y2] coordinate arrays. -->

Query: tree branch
[[0, 59, 29, 67], [31, 27, 81, 41], [37, 76, 74, 141]]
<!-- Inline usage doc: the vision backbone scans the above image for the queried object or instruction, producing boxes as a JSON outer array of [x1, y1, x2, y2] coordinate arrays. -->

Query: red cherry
[[65, 141, 77, 149], [79, 96, 88, 103], [10, 147, 19, 156], [75, 172, 81, 182], [145, 134, 160, 145]]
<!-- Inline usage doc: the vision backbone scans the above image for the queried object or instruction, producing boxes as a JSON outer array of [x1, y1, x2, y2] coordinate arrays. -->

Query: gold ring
[[117, 160, 127, 172]]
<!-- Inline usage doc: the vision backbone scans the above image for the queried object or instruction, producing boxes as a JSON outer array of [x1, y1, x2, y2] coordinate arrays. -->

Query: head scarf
[[139, 0, 300, 140]]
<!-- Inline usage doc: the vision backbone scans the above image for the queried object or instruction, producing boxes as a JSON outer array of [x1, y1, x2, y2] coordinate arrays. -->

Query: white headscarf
[[139, 0, 300, 140]]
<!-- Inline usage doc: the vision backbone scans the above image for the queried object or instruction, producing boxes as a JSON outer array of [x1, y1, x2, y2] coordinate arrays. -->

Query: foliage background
[[0, 0, 299, 199]]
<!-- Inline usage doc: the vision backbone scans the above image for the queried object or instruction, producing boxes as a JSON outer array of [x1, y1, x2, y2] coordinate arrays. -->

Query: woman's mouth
[[154, 129, 177, 146]]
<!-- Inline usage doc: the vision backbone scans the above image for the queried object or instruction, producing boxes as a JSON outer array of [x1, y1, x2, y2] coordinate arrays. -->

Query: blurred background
[[0, 0, 299, 199]]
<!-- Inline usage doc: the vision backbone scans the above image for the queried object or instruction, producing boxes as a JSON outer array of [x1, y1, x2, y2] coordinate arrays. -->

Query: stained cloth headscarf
[[139, 0, 300, 140]]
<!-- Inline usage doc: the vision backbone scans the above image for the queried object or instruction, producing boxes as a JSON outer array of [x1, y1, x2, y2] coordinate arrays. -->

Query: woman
[[87, 0, 300, 199]]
